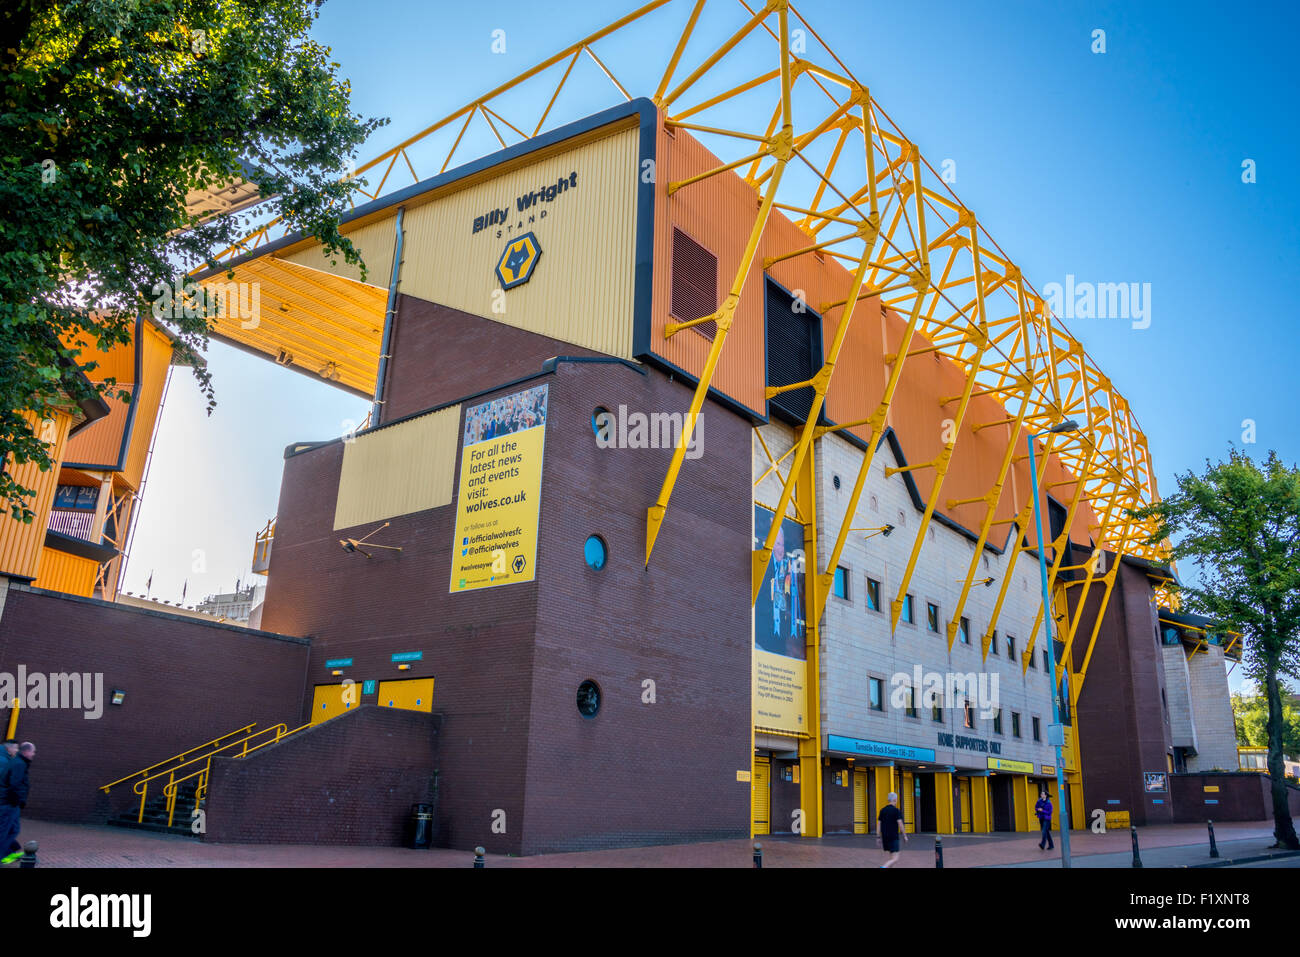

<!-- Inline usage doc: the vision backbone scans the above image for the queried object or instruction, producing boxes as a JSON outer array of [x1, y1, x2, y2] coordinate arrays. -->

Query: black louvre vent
[[670, 228, 718, 340], [765, 278, 823, 424]]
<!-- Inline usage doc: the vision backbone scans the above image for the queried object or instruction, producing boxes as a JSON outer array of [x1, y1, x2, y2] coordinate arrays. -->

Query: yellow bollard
[[5, 699, 18, 740]]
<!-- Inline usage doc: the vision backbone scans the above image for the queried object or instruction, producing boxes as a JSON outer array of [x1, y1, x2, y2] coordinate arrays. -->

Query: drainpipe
[[371, 206, 405, 425]]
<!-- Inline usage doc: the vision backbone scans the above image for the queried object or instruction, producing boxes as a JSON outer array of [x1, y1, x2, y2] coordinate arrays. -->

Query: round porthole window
[[591, 406, 612, 441], [576, 680, 601, 718], [584, 534, 607, 571]]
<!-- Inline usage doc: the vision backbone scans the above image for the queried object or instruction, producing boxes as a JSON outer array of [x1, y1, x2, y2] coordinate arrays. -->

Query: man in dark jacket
[[0, 741, 34, 864], [1035, 788, 1055, 851]]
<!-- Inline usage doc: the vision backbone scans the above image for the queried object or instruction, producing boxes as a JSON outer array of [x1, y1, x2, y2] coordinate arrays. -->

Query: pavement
[[5, 818, 1297, 868]]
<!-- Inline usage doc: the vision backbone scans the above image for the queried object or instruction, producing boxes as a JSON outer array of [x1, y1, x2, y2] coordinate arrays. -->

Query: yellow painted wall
[[334, 404, 461, 530], [31, 547, 99, 596], [0, 410, 74, 580]]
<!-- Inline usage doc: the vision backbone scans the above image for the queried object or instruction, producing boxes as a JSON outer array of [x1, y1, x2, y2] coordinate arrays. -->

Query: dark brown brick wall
[[1169, 772, 1300, 823], [261, 303, 754, 854], [1071, 560, 1175, 825], [203, 705, 440, 845], [0, 585, 309, 822], [380, 294, 601, 425], [522, 360, 751, 853], [821, 763, 855, 833], [770, 759, 801, 834]]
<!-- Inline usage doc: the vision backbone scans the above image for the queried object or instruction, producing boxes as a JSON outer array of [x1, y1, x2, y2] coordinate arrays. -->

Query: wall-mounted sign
[[987, 757, 1034, 774], [1143, 771, 1168, 793], [324, 658, 353, 669], [736, 770, 751, 783], [391, 652, 423, 663], [1203, 785, 1220, 793], [1040, 765, 1056, 775], [753, 505, 808, 736], [937, 731, 1002, 755], [451, 384, 548, 593], [495, 231, 543, 290], [827, 734, 936, 764], [362, 680, 377, 695]]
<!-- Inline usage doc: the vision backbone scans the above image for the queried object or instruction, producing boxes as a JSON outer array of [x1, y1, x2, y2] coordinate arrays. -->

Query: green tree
[[1232, 690, 1300, 753], [1, 0, 384, 520], [1135, 449, 1300, 849]]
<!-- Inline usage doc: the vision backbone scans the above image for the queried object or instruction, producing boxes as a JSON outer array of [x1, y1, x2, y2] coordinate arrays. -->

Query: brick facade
[[0, 582, 309, 822], [203, 705, 440, 845], [259, 302, 753, 854]]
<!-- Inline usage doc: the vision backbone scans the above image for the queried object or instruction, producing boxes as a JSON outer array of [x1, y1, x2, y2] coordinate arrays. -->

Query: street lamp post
[[1028, 419, 1078, 869]]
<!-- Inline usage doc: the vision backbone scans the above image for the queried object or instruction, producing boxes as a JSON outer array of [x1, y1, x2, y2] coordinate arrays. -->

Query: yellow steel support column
[[971, 776, 991, 833], [873, 765, 892, 825], [935, 771, 955, 834], [795, 446, 822, 838], [1012, 775, 1030, 832], [648, 4, 796, 569], [5, 700, 18, 739], [752, 240, 877, 603]]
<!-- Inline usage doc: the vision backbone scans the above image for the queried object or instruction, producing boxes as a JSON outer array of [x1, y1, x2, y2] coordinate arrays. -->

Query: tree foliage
[[1233, 690, 1300, 754], [0, 0, 385, 520], [1134, 448, 1300, 847]]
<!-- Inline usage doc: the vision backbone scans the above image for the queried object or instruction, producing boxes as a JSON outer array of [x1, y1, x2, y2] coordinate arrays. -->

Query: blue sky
[[123, 0, 1298, 689]]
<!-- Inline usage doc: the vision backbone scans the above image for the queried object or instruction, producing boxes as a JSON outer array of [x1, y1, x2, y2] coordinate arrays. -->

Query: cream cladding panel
[[398, 125, 639, 358]]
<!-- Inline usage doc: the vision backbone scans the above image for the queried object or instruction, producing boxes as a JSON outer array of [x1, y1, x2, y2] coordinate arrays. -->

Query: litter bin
[[410, 803, 433, 849]]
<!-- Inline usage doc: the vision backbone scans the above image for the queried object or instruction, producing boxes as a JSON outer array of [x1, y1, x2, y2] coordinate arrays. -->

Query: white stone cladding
[[1184, 644, 1240, 772], [1162, 644, 1199, 752], [754, 422, 1061, 774]]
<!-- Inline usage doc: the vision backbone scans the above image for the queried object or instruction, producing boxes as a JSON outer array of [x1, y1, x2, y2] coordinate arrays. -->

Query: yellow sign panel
[[736, 770, 752, 783], [1204, 785, 1220, 793], [450, 385, 548, 593], [987, 757, 1034, 774]]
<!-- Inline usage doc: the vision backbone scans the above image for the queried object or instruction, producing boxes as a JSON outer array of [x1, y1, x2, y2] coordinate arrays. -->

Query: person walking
[[0, 741, 34, 864], [1035, 788, 1055, 851], [878, 791, 908, 868]]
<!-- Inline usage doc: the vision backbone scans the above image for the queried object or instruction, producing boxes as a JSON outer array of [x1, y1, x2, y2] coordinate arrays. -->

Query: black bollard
[[753, 841, 763, 869], [1208, 820, 1219, 858], [19, 840, 36, 869], [935, 837, 943, 868], [473, 846, 485, 868], [1130, 826, 1142, 868]]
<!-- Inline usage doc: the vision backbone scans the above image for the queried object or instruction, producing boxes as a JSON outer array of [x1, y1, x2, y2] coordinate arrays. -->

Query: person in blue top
[[1035, 788, 1055, 850]]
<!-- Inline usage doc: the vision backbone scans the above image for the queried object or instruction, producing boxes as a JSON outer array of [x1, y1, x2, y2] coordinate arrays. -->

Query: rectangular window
[[1007, 634, 1016, 660], [1012, 712, 1022, 738], [963, 704, 975, 729], [1042, 647, 1050, 671], [904, 685, 917, 718], [932, 702, 943, 723], [1032, 716, 1042, 742], [1028, 644, 1037, 669], [992, 709, 1003, 735], [869, 677, 884, 712], [990, 629, 999, 656], [670, 228, 718, 339], [833, 566, 850, 600], [927, 603, 940, 633], [901, 593, 914, 624], [959, 617, 971, 645], [866, 577, 881, 612]]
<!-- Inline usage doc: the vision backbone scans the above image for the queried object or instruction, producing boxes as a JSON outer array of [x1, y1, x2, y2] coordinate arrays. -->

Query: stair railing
[[127, 724, 291, 825], [99, 723, 259, 812], [161, 721, 313, 827]]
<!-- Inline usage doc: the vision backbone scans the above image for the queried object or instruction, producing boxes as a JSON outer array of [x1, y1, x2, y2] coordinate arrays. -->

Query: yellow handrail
[[99, 723, 257, 794], [130, 724, 285, 824], [161, 721, 313, 827]]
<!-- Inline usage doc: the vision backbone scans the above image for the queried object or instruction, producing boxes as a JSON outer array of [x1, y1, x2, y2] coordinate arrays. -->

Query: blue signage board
[[391, 651, 423, 663], [325, 658, 353, 668], [827, 734, 936, 763], [362, 680, 377, 695]]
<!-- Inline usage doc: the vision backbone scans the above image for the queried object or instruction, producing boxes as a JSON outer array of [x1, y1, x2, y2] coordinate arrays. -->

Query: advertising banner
[[752, 504, 808, 734], [450, 384, 548, 593]]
